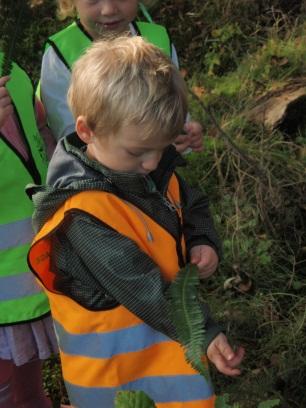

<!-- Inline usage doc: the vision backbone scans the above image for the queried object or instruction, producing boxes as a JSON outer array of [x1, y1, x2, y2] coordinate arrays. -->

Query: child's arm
[[40, 47, 75, 140], [0, 76, 13, 128], [169, 44, 204, 154], [35, 98, 56, 159], [207, 333, 245, 376], [178, 173, 222, 274]]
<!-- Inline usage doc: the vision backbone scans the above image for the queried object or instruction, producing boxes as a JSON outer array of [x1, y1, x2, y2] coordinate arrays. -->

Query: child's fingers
[[0, 84, 11, 107], [217, 337, 236, 361], [190, 246, 201, 264], [0, 86, 10, 98], [192, 246, 218, 277], [174, 133, 191, 153], [184, 121, 203, 135], [0, 76, 11, 87], [214, 357, 242, 376], [207, 333, 245, 376], [0, 95, 12, 108], [190, 142, 203, 152], [189, 135, 203, 151], [209, 350, 243, 376], [213, 333, 241, 362], [227, 346, 245, 368], [0, 105, 13, 127], [198, 265, 217, 278], [218, 362, 242, 377]]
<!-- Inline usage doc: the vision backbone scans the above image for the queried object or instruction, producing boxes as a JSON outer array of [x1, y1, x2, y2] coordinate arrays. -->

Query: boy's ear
[[76, 116, 94, 144]]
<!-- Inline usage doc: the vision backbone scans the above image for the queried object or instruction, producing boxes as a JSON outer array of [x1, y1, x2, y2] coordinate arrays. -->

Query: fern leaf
[[0, 0, 30, 76], [170, 263, 210, 379], [115, 390, 156, 408]]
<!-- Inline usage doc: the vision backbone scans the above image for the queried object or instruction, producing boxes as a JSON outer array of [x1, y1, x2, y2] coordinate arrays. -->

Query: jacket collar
[[48, 133, 185, 196]]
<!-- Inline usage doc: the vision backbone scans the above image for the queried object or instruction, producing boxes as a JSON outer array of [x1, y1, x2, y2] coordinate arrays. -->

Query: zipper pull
[[147, 231, 154, 242], [161, 196, 177, 212]]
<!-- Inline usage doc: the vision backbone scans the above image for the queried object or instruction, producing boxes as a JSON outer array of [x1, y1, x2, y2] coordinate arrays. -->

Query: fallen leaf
[[192, 85, 206, 98]]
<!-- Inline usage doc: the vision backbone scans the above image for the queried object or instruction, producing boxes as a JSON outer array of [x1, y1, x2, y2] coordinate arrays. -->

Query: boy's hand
[[184, 121, 203, 152], [207, 333, 245, 376], [0, 76, 13, 128], [173, 133, 191, 153], [190, 245, 218, 278], [174, 121, 203, 153]]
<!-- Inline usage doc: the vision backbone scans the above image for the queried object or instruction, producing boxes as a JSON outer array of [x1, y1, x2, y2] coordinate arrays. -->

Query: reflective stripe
[[0, 272, 42, 301], [0, 218, 33, 250], [66, 374, 214, 408], [54, 320, 170, 358]]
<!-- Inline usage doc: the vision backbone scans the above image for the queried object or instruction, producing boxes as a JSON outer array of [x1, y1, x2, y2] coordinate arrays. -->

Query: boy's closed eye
[[126, 149, 146, 157]]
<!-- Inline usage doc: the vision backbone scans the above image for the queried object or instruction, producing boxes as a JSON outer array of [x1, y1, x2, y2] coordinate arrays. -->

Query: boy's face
[[81, 122, 172, 174], [74, 0, 138, 39]]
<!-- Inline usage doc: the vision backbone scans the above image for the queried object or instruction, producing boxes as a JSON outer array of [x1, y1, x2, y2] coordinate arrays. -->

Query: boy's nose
[[100, 0, 119, 16]]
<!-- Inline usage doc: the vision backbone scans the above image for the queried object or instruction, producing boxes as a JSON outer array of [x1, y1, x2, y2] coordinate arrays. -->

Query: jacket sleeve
[[51, 211, 222, 350], [40, 47, 75, 140], [176, 172, 222, 260]]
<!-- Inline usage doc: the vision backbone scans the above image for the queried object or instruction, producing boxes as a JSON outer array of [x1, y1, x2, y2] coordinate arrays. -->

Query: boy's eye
[[126, 150, 144, 157]]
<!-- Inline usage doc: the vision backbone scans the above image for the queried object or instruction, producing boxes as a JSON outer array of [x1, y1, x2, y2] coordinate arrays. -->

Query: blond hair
[[68, 36, 187, 142], [56, 0, 76, 20]]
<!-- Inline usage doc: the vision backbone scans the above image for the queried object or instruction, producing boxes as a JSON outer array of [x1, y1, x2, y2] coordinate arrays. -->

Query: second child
[[0, 56, 58, 408], [40, 0, 203, 153]]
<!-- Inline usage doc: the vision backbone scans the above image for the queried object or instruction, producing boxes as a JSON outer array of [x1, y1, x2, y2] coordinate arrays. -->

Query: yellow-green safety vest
[[0, 53, 50, 325]]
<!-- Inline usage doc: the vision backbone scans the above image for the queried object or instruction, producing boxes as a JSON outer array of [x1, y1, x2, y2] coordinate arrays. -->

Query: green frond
[[170, 263, 209, 379], [0, 0, 30, 76], [114, 390, 156, 408]]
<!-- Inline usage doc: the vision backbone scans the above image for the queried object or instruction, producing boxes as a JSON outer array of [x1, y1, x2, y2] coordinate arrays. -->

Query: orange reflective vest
[[28, 174, 215, 407]]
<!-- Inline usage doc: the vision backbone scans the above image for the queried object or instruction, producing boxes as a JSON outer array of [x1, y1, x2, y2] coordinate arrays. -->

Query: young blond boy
[[29, 36, 244, 408]]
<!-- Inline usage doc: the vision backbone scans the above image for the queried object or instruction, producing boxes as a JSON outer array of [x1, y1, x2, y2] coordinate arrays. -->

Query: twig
[[188, 87, 267, 181]]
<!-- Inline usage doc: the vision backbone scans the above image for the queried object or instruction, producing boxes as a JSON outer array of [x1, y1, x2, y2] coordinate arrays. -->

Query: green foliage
[[114, 390, 156, 408], [204, 22, 246, 76], [215, 394, 280, 408], [257, 400, 280, 408], [169, 263, 209, 379], [177, 9, 305, 406], [0, 0, 31, 76], [216, 394, 238, 408]]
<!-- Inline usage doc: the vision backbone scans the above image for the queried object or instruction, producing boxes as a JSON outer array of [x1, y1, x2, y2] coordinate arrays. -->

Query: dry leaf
[[192, 85, 205, 98], [238, 279, 253, 293]]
